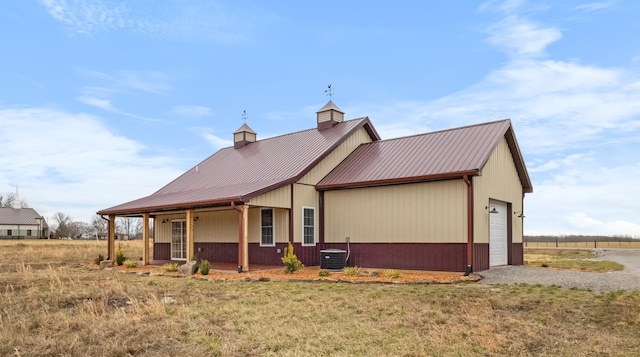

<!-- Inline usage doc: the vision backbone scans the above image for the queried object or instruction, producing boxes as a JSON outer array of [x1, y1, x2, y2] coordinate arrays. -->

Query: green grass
[[524, 248, 624, 271]]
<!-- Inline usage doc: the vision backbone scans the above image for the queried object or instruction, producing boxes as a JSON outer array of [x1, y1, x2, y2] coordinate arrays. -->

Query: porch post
[[186, 209, 194, 261], [142, 213, 150, 265], [241, 205, 249, 271], [108, 215, 116, 260]]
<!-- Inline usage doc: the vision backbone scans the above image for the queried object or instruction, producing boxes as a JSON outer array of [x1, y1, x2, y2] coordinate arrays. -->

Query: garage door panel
[[489, 200, 507, 266]]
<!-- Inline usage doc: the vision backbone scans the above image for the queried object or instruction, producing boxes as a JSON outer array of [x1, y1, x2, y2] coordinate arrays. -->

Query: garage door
[[489, 200, 508, 266]]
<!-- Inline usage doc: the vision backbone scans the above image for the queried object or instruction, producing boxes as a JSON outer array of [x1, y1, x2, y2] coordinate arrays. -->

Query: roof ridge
[[357, 119, 512, 145]]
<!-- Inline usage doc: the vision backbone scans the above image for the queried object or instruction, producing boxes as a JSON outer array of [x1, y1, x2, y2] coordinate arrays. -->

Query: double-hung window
[[302, 207, 315, 246], [261, 208, 275, 246]]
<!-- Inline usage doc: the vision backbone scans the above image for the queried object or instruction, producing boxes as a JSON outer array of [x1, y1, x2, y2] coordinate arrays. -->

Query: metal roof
[[317, 119, 533, 192], [99, 117, 379, 215], [0, 207, 49, 227]]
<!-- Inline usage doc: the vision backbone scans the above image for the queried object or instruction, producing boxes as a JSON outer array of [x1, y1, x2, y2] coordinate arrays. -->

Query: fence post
[[594, 240, 597, 248], [556, 238, 558, 248]]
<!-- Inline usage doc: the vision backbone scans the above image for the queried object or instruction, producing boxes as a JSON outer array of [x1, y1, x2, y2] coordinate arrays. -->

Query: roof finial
[[242, 109, 247, 123], [325, 84, 333, 100]]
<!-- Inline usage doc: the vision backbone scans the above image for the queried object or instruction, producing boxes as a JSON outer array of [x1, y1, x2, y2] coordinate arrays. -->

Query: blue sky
[[2, 0, 639, 236]]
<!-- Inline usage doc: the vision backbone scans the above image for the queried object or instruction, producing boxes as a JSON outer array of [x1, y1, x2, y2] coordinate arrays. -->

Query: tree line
[[51, 213, 147, 240]]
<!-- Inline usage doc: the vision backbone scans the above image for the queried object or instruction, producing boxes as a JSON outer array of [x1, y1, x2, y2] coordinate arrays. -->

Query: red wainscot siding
[[154, 243, 171, 261], [473, 243, 490, 271], [321, 243, 468, 272], [510, 243, 524, 266]]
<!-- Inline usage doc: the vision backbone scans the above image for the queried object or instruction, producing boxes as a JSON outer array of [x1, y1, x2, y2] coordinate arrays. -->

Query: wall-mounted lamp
[[194, 216, 199, 222], [161, 218, 169, 223], [514, 211, 525, 218], [486, 206, 499, 214]]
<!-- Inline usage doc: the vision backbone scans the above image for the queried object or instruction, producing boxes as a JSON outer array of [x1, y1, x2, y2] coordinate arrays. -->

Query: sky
[[1, 0, 639, 237]]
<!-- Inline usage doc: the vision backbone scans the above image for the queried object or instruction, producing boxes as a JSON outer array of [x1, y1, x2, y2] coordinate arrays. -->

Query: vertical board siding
[[323, 243, 467, 272], [324, 181, 467, 243], [299, 127, 373, 185], [154, 214, 185, 243], [194, 243, 237, 264], [247, 207, 289, 244], [292, 184, 318, 244], [473, 243, 490, 271], [248, 185, 291, 208], [510, 243, 524, 265], [154, 243, 171, 260], [194, 210, 238, 243], [473, 138, 524, 244]]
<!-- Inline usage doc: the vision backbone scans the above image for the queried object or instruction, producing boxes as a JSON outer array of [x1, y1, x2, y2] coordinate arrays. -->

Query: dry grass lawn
[[1, 240, 640, 356]]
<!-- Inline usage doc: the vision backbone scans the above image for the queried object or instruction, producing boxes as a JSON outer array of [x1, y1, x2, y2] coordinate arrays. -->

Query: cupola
[[316, 100, 344, 130], [233, 123, 257, 149]]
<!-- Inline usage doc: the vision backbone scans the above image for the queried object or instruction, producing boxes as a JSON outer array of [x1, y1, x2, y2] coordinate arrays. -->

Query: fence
[[525, 240, 640, 249]]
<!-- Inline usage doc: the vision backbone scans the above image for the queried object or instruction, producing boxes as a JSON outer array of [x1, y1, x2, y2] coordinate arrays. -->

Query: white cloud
[[41, 0, 274, 42], [172, 105, 212, 119], [485, 16, 561, 58], [572, 1, 615, 12], [202, 132, 233, 150], [81, 69, 171, 95], [0, 107, 183, 223], [42, 0, 127, 35]]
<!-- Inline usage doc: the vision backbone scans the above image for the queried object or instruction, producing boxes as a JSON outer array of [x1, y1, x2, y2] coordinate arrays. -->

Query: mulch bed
[[97, 264, 481, 285]]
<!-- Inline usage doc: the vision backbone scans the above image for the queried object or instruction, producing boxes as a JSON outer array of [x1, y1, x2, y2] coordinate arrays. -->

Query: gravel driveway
[[478, 249, 640, 292]]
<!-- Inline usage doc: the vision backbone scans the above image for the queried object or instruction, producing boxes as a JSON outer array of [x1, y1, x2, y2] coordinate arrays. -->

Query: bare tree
[[52, 212, 72, 238], [91, 215, 108, 237], [0, 193, 29, 208]]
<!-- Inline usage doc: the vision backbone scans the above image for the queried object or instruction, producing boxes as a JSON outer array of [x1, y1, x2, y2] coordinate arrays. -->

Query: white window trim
[[171, 219, 187, 261], [301, 206, 316, 247], [260, 208, 276, 247]]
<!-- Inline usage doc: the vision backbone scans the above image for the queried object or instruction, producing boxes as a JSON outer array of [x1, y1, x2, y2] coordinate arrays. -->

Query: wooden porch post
[[142, 213, 150, 265], [186, 209, 194, 261], [108, 215, 116, 261], [241, 205, 249, 271]]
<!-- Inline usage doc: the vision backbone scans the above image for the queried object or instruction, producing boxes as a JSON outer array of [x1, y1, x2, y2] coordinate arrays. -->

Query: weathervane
[[242, 109, 247, 123], [325, 84, 333, 100]]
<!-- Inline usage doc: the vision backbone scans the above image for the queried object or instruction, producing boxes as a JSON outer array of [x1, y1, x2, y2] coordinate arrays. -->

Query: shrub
[[123, 259, 138, 268], [318, 269, 331, 277], [281, 242, 304, 273], [94, 254, 104, 265], [162, 262, 180, 272], [200, 260, 211, 275], [343, 266, 361, 276], [115, 244, 127, 266], [381, 269, 401, 279]]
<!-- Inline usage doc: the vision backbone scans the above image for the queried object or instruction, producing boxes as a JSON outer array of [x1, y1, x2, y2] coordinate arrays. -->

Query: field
[[525, 240, 640, 249], [2, 240, 640, 356]]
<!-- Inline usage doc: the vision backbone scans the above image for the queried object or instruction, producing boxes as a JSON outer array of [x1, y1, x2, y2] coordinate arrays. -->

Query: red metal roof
[[317, 119, 532, 192], [99, 118, 379, 215]]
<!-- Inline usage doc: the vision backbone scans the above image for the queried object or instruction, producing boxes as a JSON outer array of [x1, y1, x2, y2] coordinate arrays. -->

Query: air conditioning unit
[[320, 249, 347, 270]]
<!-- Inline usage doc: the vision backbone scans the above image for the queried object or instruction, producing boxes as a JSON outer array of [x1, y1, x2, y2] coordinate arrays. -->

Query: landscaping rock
[[161, 297, 177, 304], [178, 261, 198, 276], [99, 260, 113, 269]]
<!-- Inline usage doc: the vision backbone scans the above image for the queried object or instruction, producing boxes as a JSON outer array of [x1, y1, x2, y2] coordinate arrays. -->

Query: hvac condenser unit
[[320, 249, 347, 270]]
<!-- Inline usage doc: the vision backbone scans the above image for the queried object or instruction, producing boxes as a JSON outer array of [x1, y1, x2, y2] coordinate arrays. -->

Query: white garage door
[[489, 200, 508, 267]]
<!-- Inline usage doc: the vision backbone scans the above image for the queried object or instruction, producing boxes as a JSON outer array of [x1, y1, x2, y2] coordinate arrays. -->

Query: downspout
[[463, 175, 473, 276], [231, 201, 244, 273]]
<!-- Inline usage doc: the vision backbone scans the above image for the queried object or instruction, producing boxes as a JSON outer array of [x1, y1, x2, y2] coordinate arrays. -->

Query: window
[[302, 207, 315, 246], [261, 209, 274, 246], [7, 229, 12, 236], [27, 230, 32, 236]]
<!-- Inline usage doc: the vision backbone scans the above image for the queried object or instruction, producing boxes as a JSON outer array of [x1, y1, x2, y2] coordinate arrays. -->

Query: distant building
[[0, 192, 48, 238]]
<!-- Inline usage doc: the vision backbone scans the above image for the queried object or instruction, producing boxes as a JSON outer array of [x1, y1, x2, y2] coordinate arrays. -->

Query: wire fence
[[525, 240, 640, 249]]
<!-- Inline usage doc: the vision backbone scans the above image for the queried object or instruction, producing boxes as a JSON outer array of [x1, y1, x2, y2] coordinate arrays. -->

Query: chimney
[[233, 123, 257, 149], [316, 100, 344, 130]]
